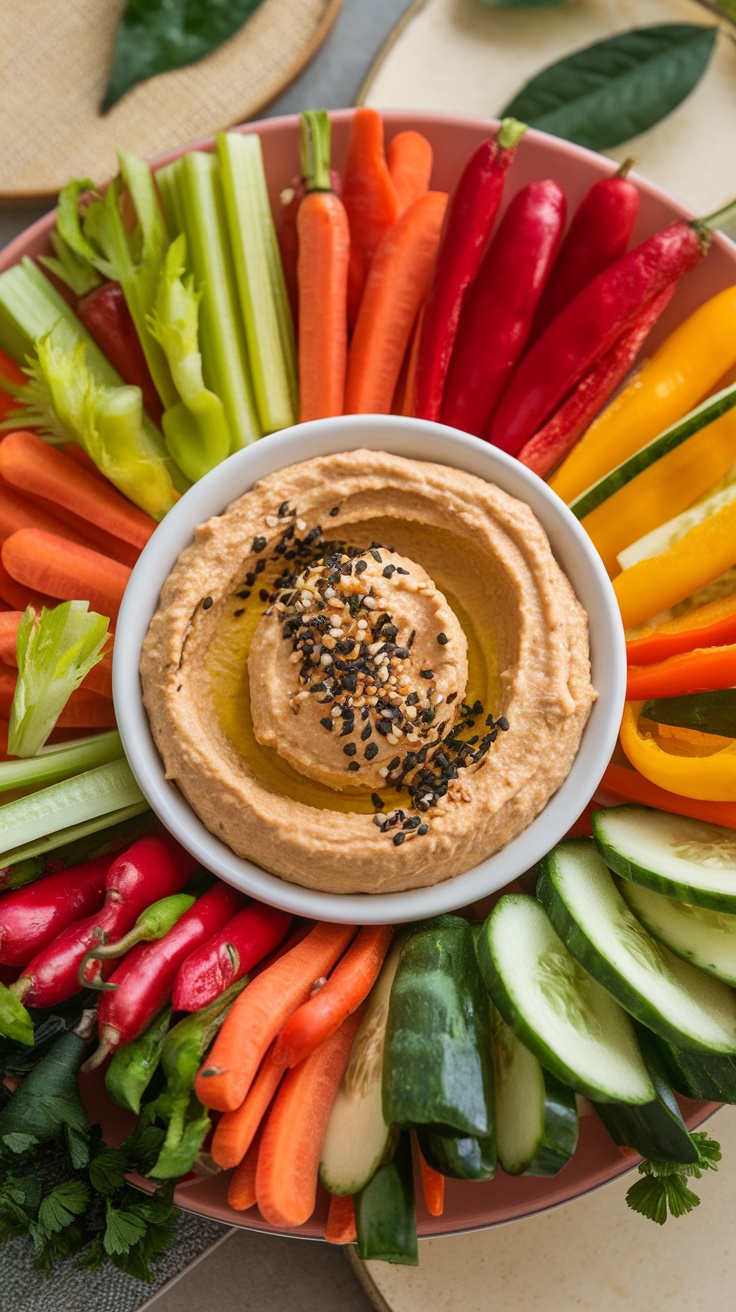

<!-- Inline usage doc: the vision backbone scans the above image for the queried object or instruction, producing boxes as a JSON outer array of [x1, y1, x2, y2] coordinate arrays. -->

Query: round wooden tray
[[0, 0, 343, 203]]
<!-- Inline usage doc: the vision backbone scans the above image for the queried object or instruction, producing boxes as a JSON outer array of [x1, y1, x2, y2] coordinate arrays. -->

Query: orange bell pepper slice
[[626, 641, 736, 700], [625, 590, 736, 665]]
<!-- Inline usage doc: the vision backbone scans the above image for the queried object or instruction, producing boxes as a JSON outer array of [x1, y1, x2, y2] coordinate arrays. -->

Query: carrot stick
[[0, 431, 155, 551], [417, 1141, 445, 1217], [297, 111, 350, 423], [342, 108, 399, 326], [0, 561, 55, 613], [227, 1125, 263, 1212], [1, 529, 131, 623], [344, 192, 448, 416], [0, 611, 113, 698], [195, 921, 356, 1112], [21, 495, 142, 569], [273, 924, 393, 1069], [601, 761, 736, 828], [0, 481, 91, 550], [255, 1007, 364, 1228], [325, 1193, 357, 1245], [211, 1041, 285, 1170], [387, 130, 433, 215]]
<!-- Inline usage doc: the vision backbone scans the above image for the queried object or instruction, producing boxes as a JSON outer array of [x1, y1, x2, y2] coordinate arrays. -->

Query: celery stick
[[10, 601, 110, 757], [0, 760, 145, 857], [156, 161, 185, 239], [0, 259, 120, 384], [217, 132, 297, 433], [0, 802, 151, 872], [176, 151, 261, 451], [0, 730, 123, 794]]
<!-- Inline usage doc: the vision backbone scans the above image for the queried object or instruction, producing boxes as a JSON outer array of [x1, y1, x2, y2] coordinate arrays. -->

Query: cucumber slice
[[355, 1132, 418, 1266], [476, 894, 654, 1105], [593, 805, 736, 911], [319, 936, 403, 1196], [493, 1007, 578, 1177], [593, 1029, 698, 1164], [537, 839, 736, 1054], [617, 876, 736, 986], [643, 1029, 736, 1103], [416, 1124, 496, 1181]]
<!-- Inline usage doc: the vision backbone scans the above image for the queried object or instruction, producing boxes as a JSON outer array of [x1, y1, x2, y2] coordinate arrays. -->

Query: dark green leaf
[[1, 1131, 38, 1156], [103, 0, 268, 112], [500, 23, 719, 151], [37, 1180, 90, 1235], [103, 1201, 147, 1256], [626, 1174, 669, 1224], [88, 1147, 129, 1195]]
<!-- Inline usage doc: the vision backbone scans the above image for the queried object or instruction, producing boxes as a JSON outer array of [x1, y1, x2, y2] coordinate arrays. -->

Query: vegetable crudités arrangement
[[2, 105, 736, 1272]]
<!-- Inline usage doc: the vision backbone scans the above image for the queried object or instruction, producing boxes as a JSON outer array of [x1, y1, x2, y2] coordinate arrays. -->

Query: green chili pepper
[[149, 978, 247, 1179], [80, 892, 197, 990], [105, 1006, 173, 1115]]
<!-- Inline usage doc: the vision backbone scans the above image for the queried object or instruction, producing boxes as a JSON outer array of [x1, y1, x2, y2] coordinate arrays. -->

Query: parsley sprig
[[626, 1133, 722, 1224]]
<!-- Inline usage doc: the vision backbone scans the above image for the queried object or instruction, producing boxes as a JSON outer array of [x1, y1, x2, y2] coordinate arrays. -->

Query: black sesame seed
[[396, 567, 409, 575], [365, 742, 379, 760], [320, 717, 333, 732], [376, 719, 393, 736], [255, 559, 266, 574], [418, 824, 429, 836], [393, 832, 406, 846], [278, 501, 289, 517], [371, 792, 385, 810], [497, 716, 510, 731], [382, 564, 396, 578], [370, 548, 382, 563], [251, 535, 266, 553], [388, 756, 401, 770], [237, 589, 251, 600], [473, 700, 483, 715], [361, 724, 372, 741], [259, 589, 270, 602], [348, 761, 360, 772], [344, 742, 357, 756], [233, 608, 245, 618], [339, 721, 354, 737], [329, 506, 340, 517], [420, 670, 434, 680], [355, 560, 368, 574], [446, 692, 458, 704], [407, 692, 419, 706], [437, 632, 448, 645], [202, 596, 213, 610]]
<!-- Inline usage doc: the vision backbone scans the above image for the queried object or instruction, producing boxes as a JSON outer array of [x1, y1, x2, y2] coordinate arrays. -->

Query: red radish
[[172, 902, 293, 1012], [77, 282, 164, 425], [0, 855, 110, 967]]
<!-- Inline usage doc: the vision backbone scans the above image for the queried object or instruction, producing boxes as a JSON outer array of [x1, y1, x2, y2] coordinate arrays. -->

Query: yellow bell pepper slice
[[620, 701, 736, 801], [583, 407, 736, 577], [613, 496, 736, 630], [550, 284, 736, 505]]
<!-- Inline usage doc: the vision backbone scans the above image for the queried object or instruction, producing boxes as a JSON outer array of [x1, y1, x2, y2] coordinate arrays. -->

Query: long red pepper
[[412, 117, 527, 422], [88, 881, 246, 1064], [488, 217, 708, 456], [172, 902, 293, 1012], [0, 854, 110, 968], [517, 285, 675, 478], [12, 833, 198, 1007], [77, 282, 164, 425], [440, 179, 566, 437], [530, 160, 640, 341]]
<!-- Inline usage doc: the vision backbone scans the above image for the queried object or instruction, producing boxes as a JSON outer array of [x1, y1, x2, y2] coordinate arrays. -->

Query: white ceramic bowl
[[114, 414, 625, 924]]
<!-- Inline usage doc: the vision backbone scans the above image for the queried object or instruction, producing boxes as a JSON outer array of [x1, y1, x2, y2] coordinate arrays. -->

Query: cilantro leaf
[[626, 1133, 721, 1224], [103, 1200, 148, 1256], [37, 1180, 90, 1235]]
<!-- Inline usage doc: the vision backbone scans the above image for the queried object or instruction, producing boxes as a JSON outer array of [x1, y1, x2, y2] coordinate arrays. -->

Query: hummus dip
[[141, 450, 596, 894]]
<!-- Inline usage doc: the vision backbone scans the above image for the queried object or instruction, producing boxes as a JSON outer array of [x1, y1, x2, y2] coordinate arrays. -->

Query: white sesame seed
[[331, 706, 342, 717], [434, 694, 444, 705], [363, 596, 377, 610], [296, 519, 307, 531], [329, 627, 343, 639], [386, 732, 400, 745], [405, 705, 417, 720], [324, 587, 335, 599], [265, 515, 278, 527], [320, 653, 333, 666], [289, 651, 301, 664], [378, 767, 389, 777]]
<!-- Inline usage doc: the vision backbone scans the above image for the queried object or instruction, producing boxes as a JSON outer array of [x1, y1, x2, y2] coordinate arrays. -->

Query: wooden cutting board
[[0, 0, 342, 202]]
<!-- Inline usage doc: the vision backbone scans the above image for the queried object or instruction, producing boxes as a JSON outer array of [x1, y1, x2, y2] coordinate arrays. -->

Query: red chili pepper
[[12, 833, 198, 1007], [172, 902, 293, 1012], [412, 117, 527, 423], [88, 881, 246, 1064], [0, 854, 110, 968], [517, 284, 675, 479], [440, 179, 566, 438], [77, 282, 164, 426], [530, 159, 640, 342], [488, 218, 708, 457]]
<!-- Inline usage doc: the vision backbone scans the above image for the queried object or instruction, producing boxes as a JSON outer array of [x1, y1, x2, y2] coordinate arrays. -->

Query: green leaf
[[103, 0, 268, 111], [0, 983, 34, 1047], [9, 602, 110, 757], [501, 23, 719, 151], [37, 1180, 90, 1235], [103, 1201, 148, 1256], [1, 1131, 38, 1155], [88, 1147, 129, 1195], [626, 1174, 670, 1224]]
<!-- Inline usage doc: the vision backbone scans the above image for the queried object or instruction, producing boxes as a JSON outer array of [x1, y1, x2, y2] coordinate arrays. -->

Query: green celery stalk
[[0, 730, 123, 794], [40, 231, 102, 299], [156, 161, 185, 240], [217, 132, 297, 433], [175, 151, 261, 451], [0, 801, 150, 869], [0, 760, 145, 858], [0, 258, 120, 380], [9, 602, 110, 757], [147, 235, 232, 482]]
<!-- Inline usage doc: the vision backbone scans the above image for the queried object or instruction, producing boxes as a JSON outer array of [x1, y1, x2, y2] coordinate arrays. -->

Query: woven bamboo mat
[[0, 0, 342, 202]]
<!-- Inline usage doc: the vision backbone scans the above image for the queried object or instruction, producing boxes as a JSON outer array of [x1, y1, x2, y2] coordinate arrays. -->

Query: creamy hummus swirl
[[141, 450, 596, 895]]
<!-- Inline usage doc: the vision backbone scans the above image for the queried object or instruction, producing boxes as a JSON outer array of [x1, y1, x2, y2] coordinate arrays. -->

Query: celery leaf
[[9, 602, 110, 758]]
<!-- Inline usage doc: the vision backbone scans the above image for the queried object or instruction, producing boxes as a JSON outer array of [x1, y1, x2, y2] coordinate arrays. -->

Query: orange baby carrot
[[344, 191, 448, 415], [0, 611, 113, 698], [1, 529, 131, 623], [227, 1126, 263, 1212], [417, 1142, 445, 1217], [325, 1193, 357, 1245], [297, 111, 350, 423], [387, 130, 433, 215], [273, 924, 393, 1069], [0, 430, 155, 552], [195, 920, 356, 1112], [0, 561, 55, 613], [211, 1040, 285, 1170], [342, 108, 399, 325], [255, 1007, 364, 1228], [0, 481, 92, 550]]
